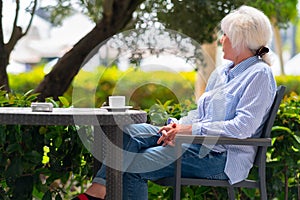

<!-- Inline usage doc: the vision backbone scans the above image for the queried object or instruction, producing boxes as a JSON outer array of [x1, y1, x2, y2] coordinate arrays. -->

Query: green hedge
[[8, 66, 300, 109], [276, 75, 300, 95], [9, 66, 196, 109], [8, 67, 45, 94], [71, 66, 196, 109]]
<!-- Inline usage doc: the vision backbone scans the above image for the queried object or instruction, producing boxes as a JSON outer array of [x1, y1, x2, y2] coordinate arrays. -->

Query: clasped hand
[[157, 123, 177, 147]]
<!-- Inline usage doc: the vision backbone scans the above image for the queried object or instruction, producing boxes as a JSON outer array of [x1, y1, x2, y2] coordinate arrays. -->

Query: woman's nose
[[219, 35, 225, 44]]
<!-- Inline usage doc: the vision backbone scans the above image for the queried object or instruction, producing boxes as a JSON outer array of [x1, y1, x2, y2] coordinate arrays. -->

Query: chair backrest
[[253, 85, 285, 167], [260, 85, 286, 138]]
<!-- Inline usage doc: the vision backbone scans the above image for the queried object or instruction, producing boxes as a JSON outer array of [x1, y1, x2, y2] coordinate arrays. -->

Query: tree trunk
[[271, 17, 285, 75], [273, 25, 285, 75], [34, 0, 144, 101], [195, 41, 217, 100], [0, 0, 36, 92], [0, 0, 9, 91], [0, 54, 9, 92]]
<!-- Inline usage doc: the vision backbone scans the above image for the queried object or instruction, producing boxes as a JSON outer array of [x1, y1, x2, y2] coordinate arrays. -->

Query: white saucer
[[101, 106, 133, 112]]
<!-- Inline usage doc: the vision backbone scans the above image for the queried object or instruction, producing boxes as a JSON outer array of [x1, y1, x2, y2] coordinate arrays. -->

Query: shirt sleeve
[[192, 69, 276, 138], [178, 110, 199, 125]]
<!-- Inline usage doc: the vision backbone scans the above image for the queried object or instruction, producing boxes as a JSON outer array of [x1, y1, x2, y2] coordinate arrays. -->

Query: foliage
[[275, 75, 300, 95], [8, 65, 300, 109], [0, 91, 94, 200], [40, 1, 76, 25], [8, 67, 45, 95], [148, 181, 228, 200], [297, 20, 300, 53], [9, 65, 196, 109], [146, 99, 197, 126], [144, 0, 245, 43], [40, 0, 103, 24], [267, 92, 300, 199], [0, 89, 38, 107], [62, 66, 196, 109], [39, 0, 299, 44], [138, 0, 299, 44], [247, 0, 299, 28]]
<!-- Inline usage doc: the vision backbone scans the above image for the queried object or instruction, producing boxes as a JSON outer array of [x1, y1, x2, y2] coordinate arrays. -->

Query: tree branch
[[0, 0, 4, 46], [5, 0, 37, 53], [23, 0, 38, 36], [13, 0, 20, 30], [103, 0, 114, 18], [6, 0, 22, 53]]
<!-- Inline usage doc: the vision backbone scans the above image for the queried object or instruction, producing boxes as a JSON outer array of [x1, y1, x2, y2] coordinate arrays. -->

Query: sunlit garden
[[1, 0, 300, 199], [0, 64, 298, 199]]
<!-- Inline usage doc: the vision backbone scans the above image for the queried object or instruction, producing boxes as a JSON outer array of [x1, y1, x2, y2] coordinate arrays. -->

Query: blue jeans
[[93, 123, 228, 200]]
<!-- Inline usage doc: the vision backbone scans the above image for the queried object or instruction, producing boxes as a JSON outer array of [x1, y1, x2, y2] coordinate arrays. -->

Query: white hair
[[221, 6, 273, 65]]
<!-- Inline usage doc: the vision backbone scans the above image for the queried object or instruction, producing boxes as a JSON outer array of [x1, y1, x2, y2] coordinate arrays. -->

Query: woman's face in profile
[[220, 33, 235, 61]]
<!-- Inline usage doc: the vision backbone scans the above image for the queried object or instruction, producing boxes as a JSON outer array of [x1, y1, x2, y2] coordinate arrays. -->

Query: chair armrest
[[175, 135, 272, 146]]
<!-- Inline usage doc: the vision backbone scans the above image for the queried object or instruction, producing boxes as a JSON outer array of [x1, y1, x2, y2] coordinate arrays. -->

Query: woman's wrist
[[177, 124, 192, 135]]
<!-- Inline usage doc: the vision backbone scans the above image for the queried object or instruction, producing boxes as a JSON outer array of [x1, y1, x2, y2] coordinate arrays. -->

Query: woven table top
[[0, 107, 147, 126]]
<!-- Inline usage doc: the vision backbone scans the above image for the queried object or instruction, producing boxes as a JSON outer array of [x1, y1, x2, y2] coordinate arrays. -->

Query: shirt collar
[[225, 56, 260, 79]]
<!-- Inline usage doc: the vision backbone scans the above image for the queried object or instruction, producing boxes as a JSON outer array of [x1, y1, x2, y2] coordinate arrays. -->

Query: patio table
[[0, 107, 147, 200]]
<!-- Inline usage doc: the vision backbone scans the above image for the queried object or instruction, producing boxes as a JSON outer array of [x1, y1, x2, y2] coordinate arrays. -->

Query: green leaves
[[0, 91, 93, 199], [146, 99, 196, 125], [58, 96, 70, 107], [0, 89, 39, 107], [248, 0, 298, 27], [5, 158, 23, 179], [267, 92, 300, 199], [147, 101, 171, 126]]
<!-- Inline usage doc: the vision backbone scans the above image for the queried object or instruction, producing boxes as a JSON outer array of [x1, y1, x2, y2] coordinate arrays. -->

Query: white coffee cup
[[109, 96, 125, 107]]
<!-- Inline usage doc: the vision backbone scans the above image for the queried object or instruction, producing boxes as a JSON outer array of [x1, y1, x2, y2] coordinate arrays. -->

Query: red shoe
[[72, 193, 104, 200]]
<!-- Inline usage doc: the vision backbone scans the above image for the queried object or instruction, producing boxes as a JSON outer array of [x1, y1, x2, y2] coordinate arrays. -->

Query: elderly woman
[[74, 5, 276, 200]]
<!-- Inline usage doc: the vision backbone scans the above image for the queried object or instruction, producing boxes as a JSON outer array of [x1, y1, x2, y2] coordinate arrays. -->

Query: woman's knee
[[123, 123, 159, 137]]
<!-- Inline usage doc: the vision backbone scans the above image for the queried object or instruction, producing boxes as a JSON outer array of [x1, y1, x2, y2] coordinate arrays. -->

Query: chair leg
[[227, 187, 235, 200], [260, 181, 267, 200], [260, 188, 267, 200], [173, 186, 181, 200], [259, 149, 267, 200], [173, 145, 182, 200]]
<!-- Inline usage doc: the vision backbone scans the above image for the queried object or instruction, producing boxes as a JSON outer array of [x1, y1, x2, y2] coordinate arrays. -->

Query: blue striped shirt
[[179, 56, 276, 184]]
